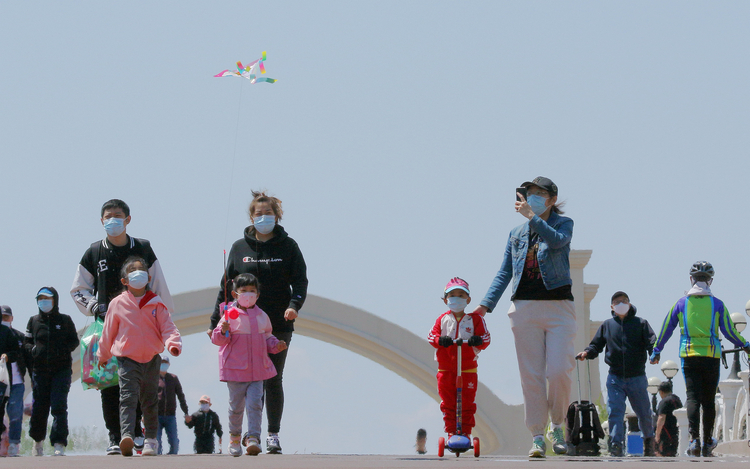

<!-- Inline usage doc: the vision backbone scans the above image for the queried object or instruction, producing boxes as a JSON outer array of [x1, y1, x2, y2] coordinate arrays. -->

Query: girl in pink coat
[[212, 273, 286, 457]]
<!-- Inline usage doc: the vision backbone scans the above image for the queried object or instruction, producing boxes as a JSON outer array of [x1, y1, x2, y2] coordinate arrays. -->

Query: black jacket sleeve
[[210, 248, 239, 330], [24, 318, 35, 353], [213, 411, 223, 438], [65, 315, 79, 353], [584, 323, 607, 359], [2, 327, 20, 364], [287, 240, 308, 312], [174, 376, 189, 415], [643, 319, 656, 356]]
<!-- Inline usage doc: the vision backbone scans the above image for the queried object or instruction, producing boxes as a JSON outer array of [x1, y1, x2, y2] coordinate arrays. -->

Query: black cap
[[611, 291, 629, 303], [521, 176, 558, 196], [658, 381, 673, 393], [0, 305, 12, 317]]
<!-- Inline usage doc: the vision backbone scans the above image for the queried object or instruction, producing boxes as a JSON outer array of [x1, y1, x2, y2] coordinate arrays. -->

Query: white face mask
[[446, 297, 468, 313], [200, 403, 210, 412], [1, 321, 10, 327], [613, 302, 630, 316]]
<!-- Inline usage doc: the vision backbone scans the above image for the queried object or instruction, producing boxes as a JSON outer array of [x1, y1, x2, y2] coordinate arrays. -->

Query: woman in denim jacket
[[473, 176, 575, 459]]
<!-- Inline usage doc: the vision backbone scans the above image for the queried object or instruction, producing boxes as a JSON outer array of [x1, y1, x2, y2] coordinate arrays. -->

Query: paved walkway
[[6, 454, 750, 469]]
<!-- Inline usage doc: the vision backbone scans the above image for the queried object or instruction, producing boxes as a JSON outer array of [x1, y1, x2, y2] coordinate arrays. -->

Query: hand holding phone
[[516, 187, 527, 202]]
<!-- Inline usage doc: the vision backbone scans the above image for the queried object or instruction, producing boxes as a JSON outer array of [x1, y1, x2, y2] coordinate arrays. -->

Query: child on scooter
[[211, 273, 287, 457], [428, 278, 490, 438]]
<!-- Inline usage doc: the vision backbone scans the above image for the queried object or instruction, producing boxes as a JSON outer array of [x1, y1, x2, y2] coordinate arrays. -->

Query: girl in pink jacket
[[98, 256, 182, 457], [212, 273, 286, 457]]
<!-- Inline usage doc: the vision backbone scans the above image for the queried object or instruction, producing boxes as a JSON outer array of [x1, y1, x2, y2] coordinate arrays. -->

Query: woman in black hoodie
[[25, 286, 79, 456], [209, 190, 308, 454]]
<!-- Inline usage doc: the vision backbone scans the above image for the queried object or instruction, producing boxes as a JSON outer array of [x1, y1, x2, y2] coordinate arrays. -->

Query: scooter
[[438, 338, 480, 458]]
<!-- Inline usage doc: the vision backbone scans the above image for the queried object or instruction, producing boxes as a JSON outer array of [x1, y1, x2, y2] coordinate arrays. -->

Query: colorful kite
[[214, 51, 276, 83]]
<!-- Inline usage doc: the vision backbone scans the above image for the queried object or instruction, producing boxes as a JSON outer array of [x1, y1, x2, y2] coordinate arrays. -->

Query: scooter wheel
[[473, 437, 480, 457], [438, 437, 445, 457]]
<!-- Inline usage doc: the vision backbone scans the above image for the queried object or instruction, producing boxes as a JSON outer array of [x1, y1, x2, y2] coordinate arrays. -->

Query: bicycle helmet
[[689, 261, 714, 281]]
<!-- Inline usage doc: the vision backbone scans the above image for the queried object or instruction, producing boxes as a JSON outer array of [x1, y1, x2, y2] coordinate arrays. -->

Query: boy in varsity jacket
[[69, 199, 174, 455], [428, 278, 490, 437]]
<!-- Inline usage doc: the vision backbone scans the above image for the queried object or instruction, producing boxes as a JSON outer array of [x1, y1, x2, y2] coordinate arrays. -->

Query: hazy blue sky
[[2, 0, 750, 455]]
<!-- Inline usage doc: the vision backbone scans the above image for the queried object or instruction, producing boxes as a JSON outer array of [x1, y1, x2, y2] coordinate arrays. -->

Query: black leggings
[[264, 331, 293, 434], [682, 356, 720, 441]]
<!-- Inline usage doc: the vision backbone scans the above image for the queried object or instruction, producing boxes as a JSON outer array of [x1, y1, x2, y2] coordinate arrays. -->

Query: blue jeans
[[7, 383, 25, 444], [157, 415, 179, 454], [606, 373, 654, 445]]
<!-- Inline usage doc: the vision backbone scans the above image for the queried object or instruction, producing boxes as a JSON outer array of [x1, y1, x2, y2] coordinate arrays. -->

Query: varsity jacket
[[98, 290, 182, 364], [24, 286, 79, 374], [71, 235, 174, 316], [210, 225, 308, 333], [653, 293, 748, 359], [584, 305, 656, 378], [428, 311, 490, 372]]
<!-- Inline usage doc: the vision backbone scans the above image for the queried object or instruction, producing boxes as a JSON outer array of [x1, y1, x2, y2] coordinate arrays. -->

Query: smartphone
[[516, 187, 527, 202]]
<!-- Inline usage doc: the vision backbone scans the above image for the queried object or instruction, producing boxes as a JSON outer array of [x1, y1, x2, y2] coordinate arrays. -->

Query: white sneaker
[[142, 438, 158, 456], [8, 443, 20, 457], [34, 440, 44, 456], [229, 435, 242, 457], [266, 433, 282, 454], [53, 443, 65, 456], [245, 436, 261, 456]]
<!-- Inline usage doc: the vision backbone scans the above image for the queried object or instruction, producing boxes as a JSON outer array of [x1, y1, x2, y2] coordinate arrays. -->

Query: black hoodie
[[210, 225, 308, 333], [24, 286, 79, 374], [584, 305, 656, 378]]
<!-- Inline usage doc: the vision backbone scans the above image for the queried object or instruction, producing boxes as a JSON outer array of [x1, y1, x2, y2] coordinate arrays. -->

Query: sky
[[2, 0, 750, 455]]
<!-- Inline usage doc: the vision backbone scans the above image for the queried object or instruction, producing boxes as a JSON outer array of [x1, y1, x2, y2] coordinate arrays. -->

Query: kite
[[214, 51, 276, 83]]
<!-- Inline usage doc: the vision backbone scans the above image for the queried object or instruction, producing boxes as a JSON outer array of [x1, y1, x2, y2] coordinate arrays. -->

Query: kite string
[[223, 79, 245, 249]]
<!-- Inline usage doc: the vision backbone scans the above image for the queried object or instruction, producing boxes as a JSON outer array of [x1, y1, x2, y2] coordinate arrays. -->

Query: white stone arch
[[69, 287, 526, 454]]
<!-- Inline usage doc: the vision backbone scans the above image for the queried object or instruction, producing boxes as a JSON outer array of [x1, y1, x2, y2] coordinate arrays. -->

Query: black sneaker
[[266, 434, 282, 454], [106, 444, 121, 455]]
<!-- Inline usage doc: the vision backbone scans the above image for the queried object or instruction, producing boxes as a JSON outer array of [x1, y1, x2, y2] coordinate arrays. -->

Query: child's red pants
[[437, 371, 477, 435]]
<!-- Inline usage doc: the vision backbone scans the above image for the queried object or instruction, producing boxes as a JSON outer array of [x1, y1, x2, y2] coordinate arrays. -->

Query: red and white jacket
[[428, 311, 490, 372]]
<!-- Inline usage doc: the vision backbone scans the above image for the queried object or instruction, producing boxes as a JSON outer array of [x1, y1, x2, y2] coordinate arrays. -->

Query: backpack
[[565, 400, 605, 456]]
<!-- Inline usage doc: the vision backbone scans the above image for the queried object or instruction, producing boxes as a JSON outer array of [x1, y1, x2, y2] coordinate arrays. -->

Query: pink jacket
[[211, 302, 280, 382], [98, 291, 182, 364]]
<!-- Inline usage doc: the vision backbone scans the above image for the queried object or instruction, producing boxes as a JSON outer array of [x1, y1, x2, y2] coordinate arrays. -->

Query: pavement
[[5, 454, 750, 469]]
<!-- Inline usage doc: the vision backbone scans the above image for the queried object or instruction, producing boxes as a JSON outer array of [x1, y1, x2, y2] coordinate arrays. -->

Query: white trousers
[[508, 299, 576, 436]]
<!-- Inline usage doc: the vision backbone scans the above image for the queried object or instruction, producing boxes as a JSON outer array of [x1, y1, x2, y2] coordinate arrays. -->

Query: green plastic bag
[[80, 317, 119, 390]]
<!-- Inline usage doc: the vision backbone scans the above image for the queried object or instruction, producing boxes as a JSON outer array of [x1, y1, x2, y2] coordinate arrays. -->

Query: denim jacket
[[480, 211, 574, 312]]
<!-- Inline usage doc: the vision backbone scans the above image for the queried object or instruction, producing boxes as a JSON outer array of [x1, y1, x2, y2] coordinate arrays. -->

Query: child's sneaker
[[546, 426, 567, 454], [53, 443, 65, 456], [34, 440, 44, 456], [687, 438, 701, 457], [8, 443, 20, 457], [266, 433, 282, 454], [142, 438, 158, 456], [229, 434, 242, 457], [702, 437, 717, 457], [120, 436, 134, 457], [529, 436, 546, 458], [134, 436, 145, 455], [245, 436, 262, 456]]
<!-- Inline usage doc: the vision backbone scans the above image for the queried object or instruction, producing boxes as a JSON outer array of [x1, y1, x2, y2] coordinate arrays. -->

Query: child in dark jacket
[[185, 395, 223, 454], [576, 291, 656, 457], [24, 286, 80, 456]]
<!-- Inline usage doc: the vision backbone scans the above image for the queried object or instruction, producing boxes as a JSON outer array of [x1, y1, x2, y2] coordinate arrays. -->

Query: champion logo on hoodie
[[242, 257, 283, 263]]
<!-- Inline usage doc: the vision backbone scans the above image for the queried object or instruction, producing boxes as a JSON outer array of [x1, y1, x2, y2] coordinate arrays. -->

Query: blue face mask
[[38, 299, 54, 313], [253, 215, 276, 235], [103, 217, 126, 237], [127, 270, 149, 290], [160, 363, 169, 373], [446, 297, 468, 313], [526, 195, 549, 216]]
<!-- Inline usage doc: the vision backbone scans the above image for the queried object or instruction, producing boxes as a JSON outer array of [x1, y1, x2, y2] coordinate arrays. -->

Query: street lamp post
[[727, 312, 747, 380], [661, 360, 679, 382], [647, 376, 661, 414]]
